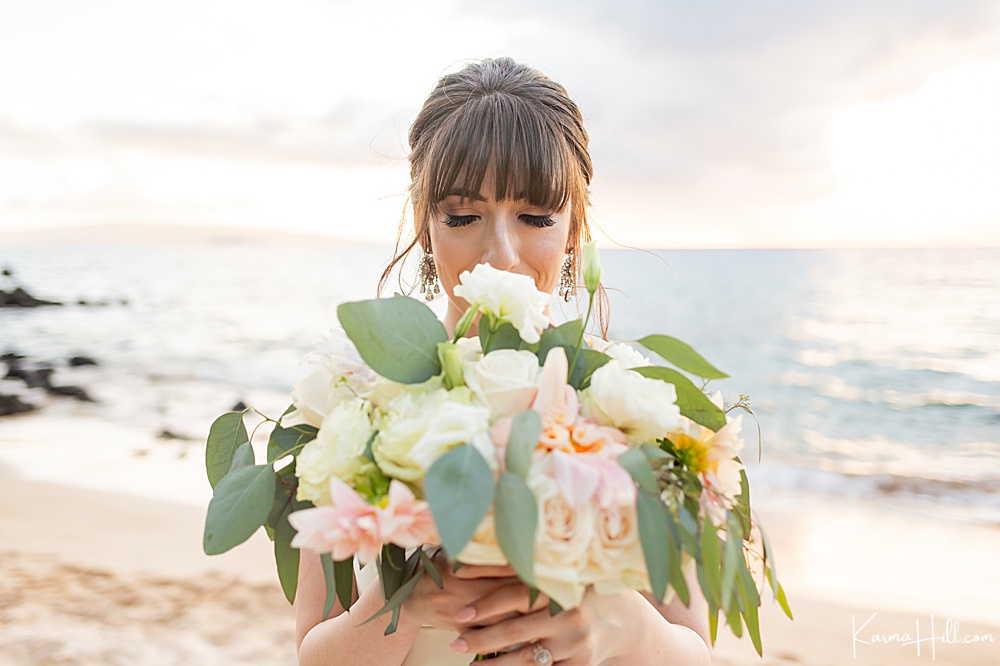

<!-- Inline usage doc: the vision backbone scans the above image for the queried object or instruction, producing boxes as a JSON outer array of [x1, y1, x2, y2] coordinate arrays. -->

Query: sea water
[[1, 243, 998, 524]]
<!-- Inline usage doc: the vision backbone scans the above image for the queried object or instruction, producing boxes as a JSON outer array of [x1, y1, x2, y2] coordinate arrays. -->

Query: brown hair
[[379, 57, 607, 333]]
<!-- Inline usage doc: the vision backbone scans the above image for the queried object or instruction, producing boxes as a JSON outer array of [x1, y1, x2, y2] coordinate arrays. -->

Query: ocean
[[2, 243, 998, 525]]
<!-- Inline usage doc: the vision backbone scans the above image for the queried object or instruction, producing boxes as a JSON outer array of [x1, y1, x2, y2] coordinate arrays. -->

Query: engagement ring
[[532, 641, 553, 665]]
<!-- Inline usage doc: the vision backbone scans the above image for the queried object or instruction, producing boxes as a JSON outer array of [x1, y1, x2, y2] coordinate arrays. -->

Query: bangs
[[422, 92, 575, 214]]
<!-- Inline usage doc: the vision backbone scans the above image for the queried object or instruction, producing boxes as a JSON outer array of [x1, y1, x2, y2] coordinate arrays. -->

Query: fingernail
[[449, 638, 469, 653], [454, 606, 476, 623]]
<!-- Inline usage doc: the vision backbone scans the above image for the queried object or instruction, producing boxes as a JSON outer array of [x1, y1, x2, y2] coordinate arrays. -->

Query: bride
[[293, 57, 712, 666]]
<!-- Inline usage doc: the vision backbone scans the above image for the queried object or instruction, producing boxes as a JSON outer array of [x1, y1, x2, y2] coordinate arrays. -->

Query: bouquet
[[202, 243, 792, 655]]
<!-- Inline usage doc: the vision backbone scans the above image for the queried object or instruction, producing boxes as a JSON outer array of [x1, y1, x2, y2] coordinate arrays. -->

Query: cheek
[[428, 227, 476, 296], [523, 229, 570, 293]]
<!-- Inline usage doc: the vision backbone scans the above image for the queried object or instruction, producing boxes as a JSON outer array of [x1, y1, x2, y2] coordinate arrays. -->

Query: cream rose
[[452, 263, 550, 344], [584, 504, 650, 595], [581, 360, 681, 444], [528, 463, 594, 609], [464, 349, 541, 417], [295, 397, 374, 505]]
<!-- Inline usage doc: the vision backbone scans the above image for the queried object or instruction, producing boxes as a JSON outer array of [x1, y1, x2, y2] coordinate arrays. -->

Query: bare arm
[[295, 551, 421, 666]]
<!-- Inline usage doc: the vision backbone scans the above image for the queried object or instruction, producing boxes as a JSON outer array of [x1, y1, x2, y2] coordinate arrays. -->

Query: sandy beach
[[1, 414, 999, 665]]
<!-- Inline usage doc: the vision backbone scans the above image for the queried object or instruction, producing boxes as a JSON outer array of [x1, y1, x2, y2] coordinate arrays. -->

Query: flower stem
[[569, 291, 595, 374]]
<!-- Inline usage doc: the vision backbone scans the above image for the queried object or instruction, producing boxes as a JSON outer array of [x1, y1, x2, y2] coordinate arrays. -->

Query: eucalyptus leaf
[[494, 472, 538, 586], [739, 568, 763, 656], [206, 411, 249, 489], [274, 503, 299, 603], [634, 366, 727, 432], [338, 296, 448, 384], [618, 448, 657, 494], [636, 489, 671, 602], [424, 445, 494, 559], [417, 548, 443, 589], [203, 463, 276, 555], [636, 335, 728, 379], [725, 596, 744, 638], [228, 441, 255, 474], [506, 410, 542, 478], [536, 320, 583, 362], [268, 422, 318, 462], [720, 526, 741, 609]]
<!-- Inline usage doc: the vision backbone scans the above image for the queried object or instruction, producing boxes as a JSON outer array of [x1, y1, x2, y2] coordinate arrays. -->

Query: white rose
[[295, 398, 373, 505], [453, 263, 550, 344], [581, 360, 681, 444], [464, 349, 541, 417], [456, 510, 508, 566], [528, 463, 594, 609], [283, 328, 379, 428]]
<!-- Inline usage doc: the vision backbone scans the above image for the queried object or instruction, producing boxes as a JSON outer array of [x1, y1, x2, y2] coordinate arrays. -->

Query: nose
[[480, 215, 518, 271]]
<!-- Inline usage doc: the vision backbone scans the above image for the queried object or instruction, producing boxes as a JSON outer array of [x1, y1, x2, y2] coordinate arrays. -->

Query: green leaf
[[708, 608, 720, 645], [494, 472, 538, 586], [338, 296, 448, 383], [666, 521, 690, 607], [203, 463, 276, 555], [737, 564, 763, 654], [480, 319, 522, 353], [548, 598, 563, 616], [636, 335, 728, 379], [228, 441, 255, 474], [506, 410, 542, 478], [766, 568, 794, 620], [424, 445, 494, 559], [274, 502, 299, 603], [206, 411, 249, 489], [569, 349, 610, 390], [268, 422, 318, 462], [640, 443, 673, 459], [634, 366, 727, 432], [759, 522, 780, 597], [529, 587, 540, 609], [379, 543, 408, 602], [618, 448, 657, 494], [720, 526, 742, 609], [725, 596, 743, 638], [363, 562, 426, 635], [636, 489, 671, 602], [320, 554, 337, 618], [536, 319, 584, 362], [733, 465, 752, 539], [698, 516, 722, 610], [417, 548, 443, 589], [334, 557, 354, 612]]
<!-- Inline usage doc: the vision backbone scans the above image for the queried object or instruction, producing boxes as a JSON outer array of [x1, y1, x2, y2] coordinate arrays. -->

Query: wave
[[777, 371, 1000, 411]]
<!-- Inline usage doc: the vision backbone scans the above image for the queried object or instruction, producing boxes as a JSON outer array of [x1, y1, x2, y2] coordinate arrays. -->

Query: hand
[[449, 586, 631, 666], [399, 550, 522, 633]]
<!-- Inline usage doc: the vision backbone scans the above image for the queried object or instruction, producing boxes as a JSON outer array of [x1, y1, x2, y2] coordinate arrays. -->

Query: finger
[[457, 584, 550, 624], [451, 563, 519, 580], [456, 608, 553, 656], [477, 639, 565, 666]]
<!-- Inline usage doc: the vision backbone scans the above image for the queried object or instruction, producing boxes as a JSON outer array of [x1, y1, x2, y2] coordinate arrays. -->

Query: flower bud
[[437, 341, 467, 389], [582, 241, 601, 294]]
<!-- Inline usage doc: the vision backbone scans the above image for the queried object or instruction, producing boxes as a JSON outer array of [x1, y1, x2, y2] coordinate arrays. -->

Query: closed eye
[[443, 214, 476, 228], [521, 214, 555, 228]]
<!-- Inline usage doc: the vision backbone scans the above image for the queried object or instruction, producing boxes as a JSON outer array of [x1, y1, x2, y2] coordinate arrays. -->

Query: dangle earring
[[417, 252, 441, 300], [558, 251, 575, 302]]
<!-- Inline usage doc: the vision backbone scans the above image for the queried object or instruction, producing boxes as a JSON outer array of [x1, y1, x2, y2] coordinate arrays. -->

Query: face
[[427, 173, 572, 332]]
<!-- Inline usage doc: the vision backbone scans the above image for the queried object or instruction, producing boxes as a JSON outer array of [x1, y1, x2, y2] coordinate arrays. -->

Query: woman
[[294, 57, 713, 666]]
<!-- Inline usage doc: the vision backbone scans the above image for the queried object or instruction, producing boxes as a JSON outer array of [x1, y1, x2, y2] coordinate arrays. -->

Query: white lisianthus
[[529, 462, 594, 609], [295, 397, 374, 505], [581, 360, 681, 444], [464, 349, 541, 417], [373, 387, 494, 482], [452, 263, 550, 344], [586, 336, 651, 369], [283, 328, 379, 428]]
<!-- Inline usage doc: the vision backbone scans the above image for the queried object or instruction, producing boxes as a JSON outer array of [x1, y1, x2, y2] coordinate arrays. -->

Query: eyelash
[[443, 214, 555, 228]]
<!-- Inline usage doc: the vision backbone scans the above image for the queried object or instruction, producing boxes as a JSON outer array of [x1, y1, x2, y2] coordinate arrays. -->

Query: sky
[[1, 0, 999, 248]]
